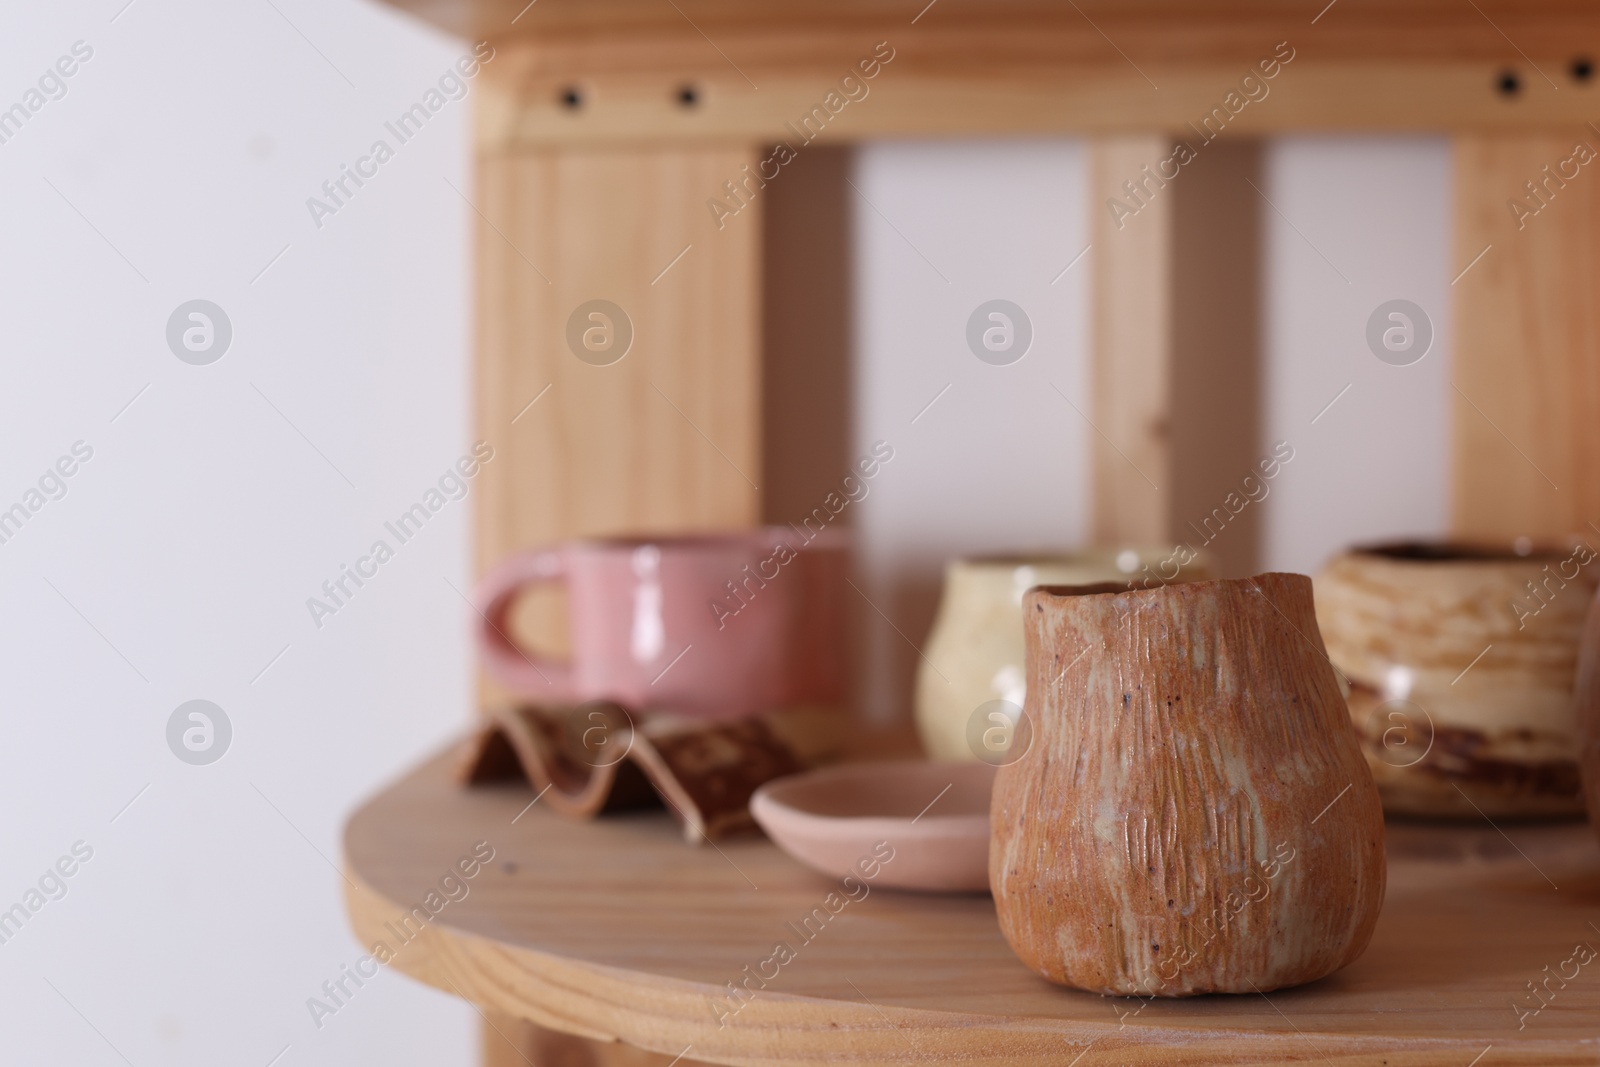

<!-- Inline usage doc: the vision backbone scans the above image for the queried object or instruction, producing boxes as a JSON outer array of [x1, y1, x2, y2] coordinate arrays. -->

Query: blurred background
[[1, 1, 1455, 1064], [1, 2, 478, 1063]]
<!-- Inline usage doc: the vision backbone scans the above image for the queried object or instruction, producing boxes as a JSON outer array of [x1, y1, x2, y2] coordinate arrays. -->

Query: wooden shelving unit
[[350, 2, 1600, 1061], [423, 0, 1600, 569]]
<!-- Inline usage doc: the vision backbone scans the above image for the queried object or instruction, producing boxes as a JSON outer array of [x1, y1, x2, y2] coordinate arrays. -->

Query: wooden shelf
[[344, 745, 1600, 1066], [464, 7, 1600, 148], [387, 0, 1600, 63]]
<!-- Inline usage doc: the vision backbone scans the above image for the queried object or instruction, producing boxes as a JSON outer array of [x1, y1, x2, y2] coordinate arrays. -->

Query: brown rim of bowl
[[1352, 540, 1575, 564]]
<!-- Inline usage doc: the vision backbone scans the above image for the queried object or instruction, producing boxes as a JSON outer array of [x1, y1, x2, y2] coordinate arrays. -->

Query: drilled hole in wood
[[1572, 57, 1594, 83], [1496, 70, 1521, 97], [559, 86, 583, 109], [677, 84, 700, 108]]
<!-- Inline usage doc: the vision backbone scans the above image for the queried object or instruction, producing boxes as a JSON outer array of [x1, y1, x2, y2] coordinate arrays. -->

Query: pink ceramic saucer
[[750, 761, 995, 893]]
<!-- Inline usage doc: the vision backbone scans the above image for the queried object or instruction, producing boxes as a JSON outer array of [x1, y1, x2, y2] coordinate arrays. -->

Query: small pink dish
[[750, 761, 995, 893]]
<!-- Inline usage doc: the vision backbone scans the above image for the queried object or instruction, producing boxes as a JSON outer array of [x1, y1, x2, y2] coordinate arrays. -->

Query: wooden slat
[[437, 0, 1600, 146], [758, 147, 852, 523], [1090, 136, 1172, 545], [1451, 133, 1600, 539], [1089, 139, 1270, 569], [392, 0, 1600, 61], [1168, 141, 1264, 578], [479, 65, 1600, 149], [475, 145, 763, 654]]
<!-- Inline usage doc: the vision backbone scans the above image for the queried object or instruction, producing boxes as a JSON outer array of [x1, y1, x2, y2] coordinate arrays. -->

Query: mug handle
[[475, 549, 575, 699]]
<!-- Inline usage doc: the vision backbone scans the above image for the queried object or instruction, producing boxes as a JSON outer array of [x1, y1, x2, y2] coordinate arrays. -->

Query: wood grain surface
[[1089, 138, 1269, 565], [476, 65, 1600, 149], [432, 1, 1600, 147], [475, 146, 762, 554], [1167, 141, 1264, 579], [346, 745, 1600, 1066], [1090, 136, 1171, 547], [1451, 134, 1600, 543], [389, 0, 1600, 54], [473, 146, 763, 684]]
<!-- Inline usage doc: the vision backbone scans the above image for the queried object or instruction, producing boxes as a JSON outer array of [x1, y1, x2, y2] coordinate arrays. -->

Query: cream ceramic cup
[[915, 547, 1212, 762]]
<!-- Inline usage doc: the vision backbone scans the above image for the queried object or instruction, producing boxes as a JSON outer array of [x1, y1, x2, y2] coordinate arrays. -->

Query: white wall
[[1260, 137, 1453, 574], [0, 2, 476, 1064], [850, 140, 1093, 724], [851, 137, 1452, 722]]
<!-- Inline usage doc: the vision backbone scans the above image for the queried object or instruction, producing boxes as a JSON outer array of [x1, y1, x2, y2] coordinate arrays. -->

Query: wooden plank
[[475, 146, 763, 658], [1451, 133, 1600, 539], [1090, 139, 1269, 569], [1089, 136, 1171, 545], [389, 0, 1600, 63], [1168, 141, 1264, 578], [478, 64, 1600, 148], [427, 1, 1600, 145], [346, 747, 1600, 1066], [758, 147, 852, 522]]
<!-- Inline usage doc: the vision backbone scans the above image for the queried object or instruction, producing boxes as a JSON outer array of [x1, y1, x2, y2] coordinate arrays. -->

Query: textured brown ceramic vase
[[991, 574, 1385, 996]]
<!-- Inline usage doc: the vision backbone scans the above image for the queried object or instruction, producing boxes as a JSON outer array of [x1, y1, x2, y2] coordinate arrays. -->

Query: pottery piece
[[751, 761, 994, 892], [991, 574, 1385, 996], [475, 528, 846, 721], [1315, 540, 1598, 819], [460, 704, 806, 843], [916, 548, 1211, 763], [1575, 587, 1600, 834]]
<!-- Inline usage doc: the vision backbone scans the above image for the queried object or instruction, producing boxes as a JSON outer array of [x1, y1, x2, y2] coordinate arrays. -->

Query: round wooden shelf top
[[344, 745, 1600, 1067]]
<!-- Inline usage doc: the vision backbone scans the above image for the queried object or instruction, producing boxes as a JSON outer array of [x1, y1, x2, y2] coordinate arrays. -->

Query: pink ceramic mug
[[475, 528, 846, 720]]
